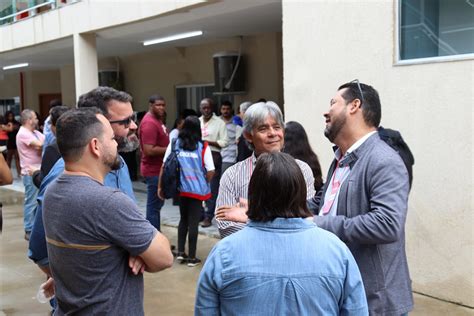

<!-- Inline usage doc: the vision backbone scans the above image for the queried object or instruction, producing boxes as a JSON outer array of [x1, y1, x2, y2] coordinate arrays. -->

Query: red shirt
[[0, 130, 8, 141], [139, 112, 169, 176]]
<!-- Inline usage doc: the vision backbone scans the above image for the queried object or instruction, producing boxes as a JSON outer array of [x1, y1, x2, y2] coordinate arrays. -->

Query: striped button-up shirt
[[216, 153, 316, 238]]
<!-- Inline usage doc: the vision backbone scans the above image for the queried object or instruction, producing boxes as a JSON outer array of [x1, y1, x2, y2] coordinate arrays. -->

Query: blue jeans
[[23, 175, 38, 233], [145, 176, 164, 231]]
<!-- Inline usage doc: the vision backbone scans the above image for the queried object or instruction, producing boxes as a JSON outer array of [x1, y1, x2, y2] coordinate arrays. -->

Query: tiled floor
[[0, 187, 472, 315]]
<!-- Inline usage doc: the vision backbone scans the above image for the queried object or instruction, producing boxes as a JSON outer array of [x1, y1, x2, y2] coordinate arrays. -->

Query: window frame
[[174, 83, 234, 116], [394, 0, 474, 66]]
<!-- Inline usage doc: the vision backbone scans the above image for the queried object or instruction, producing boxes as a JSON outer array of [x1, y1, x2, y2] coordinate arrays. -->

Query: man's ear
[[348, 99, 362, 114], [89, 138, 101, 158], [243, 131, 253, 144]]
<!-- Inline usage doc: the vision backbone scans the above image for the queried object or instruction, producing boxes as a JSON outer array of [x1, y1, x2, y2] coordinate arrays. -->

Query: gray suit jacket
[[314, 133, 413, 316]]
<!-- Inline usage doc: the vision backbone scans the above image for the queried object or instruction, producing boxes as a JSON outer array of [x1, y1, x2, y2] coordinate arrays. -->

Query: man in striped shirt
[[215, 102, 315, 238]]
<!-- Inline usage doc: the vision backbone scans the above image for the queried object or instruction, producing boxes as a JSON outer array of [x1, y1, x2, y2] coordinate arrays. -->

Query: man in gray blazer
[[313, 81, 413, 316]]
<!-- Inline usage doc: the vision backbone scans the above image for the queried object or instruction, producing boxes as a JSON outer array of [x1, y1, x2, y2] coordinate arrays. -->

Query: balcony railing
[[0, 0, 79, 26]]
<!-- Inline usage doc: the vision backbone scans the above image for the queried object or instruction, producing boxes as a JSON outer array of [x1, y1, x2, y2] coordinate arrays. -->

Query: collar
[[21, 125, 35, 132], [248, 217, 316, 231], [251, 152, 258, 166], [220, 115, 233, 124], [200, 113, 217, 123], [334, 130, 377, 161], [147, 111, 164, 124], [347, 130, 377, 153], [333, 132, 379, 168]]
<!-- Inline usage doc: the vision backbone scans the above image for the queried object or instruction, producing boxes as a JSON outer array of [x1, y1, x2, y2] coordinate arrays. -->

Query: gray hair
[[239, 101, 252, 114], [243, 101, 284, 136], [20, 109, 35, 125]]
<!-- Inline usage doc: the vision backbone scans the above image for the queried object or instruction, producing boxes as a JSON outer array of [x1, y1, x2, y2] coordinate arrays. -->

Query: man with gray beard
[[28, 87, 142, 310]]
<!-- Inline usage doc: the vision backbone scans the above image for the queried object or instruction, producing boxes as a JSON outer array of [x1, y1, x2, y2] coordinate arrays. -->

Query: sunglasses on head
[[350, 79, 365, 105], [109, 112, 137, 127]]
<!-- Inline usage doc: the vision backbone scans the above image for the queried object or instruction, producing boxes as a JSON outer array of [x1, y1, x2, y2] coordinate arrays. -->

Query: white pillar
[[73, 33, 98, 103], [60, 64, 76, 107]]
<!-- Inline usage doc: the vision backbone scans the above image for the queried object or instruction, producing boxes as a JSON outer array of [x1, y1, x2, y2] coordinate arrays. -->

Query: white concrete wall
[[121, 33, 283, 128], [24, 70, 61, 111], [0, 0, 204, 52], [282, 0, 473, 307], [0, 70, 61, 113], [60, 64, 75, 107], [0, 73, 21, 100]]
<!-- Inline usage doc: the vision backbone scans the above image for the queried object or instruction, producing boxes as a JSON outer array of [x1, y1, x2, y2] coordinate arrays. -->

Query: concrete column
[[73, 33, 98, 102], [60, 65, 76, 107]]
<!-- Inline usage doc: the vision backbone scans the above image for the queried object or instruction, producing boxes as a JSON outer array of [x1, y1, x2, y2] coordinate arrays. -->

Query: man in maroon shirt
[[139, 95, 169, 231]]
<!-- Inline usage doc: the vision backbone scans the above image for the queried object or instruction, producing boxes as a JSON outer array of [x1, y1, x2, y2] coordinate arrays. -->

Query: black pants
[[178, 197, 203, 258], [205, 151, 222, 220]]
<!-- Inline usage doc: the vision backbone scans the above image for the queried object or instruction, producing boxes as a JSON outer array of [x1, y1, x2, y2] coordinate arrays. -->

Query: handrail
[[0, 0, 56, 22]]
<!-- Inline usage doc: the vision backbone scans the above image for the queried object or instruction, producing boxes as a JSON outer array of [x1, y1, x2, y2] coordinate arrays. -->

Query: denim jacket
[[195, 218, 368, 316], [28, 157, 135, 266]]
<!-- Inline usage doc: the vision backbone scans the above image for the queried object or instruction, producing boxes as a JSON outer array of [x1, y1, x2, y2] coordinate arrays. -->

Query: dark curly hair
[[77, 86, 132, 118], [178, 116, 202, 151], [283, 121, 323, 191]]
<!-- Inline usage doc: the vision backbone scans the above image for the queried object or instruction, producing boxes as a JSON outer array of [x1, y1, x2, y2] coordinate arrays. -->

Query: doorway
[[38, 93, 62, 123]]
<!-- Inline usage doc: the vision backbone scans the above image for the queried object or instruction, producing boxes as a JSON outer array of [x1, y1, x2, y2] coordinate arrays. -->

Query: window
[[175, 84, 234, 116], [399, 0, 474, 61], [0, 97, 21, 118]]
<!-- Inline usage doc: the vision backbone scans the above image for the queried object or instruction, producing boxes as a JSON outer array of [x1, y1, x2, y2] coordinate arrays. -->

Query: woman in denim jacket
[[195, 152, 368, 316]]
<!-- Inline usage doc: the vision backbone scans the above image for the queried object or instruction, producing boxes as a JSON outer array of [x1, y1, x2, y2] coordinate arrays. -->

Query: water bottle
[[36, 281, 54, 303]]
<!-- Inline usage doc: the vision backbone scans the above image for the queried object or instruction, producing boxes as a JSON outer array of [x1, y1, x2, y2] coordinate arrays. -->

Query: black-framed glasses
[[109, 112, 137, 127], [350, 79, 365, 105]]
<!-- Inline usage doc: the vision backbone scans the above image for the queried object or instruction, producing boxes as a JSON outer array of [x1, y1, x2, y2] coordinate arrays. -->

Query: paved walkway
[[0, 189, 217, 315], [1, 178, 473, 315]]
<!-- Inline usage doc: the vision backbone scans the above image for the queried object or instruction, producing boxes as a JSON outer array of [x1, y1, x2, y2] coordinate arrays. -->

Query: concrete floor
[[1, 188, 473, 315]]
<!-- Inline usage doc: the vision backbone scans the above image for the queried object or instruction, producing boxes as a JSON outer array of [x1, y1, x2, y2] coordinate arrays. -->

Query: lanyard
[[201, 120, 210, 137], [321, 158, 350, 215]]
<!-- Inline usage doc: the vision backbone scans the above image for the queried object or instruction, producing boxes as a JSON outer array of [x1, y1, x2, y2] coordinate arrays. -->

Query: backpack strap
[[201, 141, 208, 167], [171, 138, 179, 153]]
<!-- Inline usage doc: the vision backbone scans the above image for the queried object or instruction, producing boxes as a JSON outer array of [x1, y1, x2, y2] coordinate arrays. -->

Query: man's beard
[[103, 152, 122, 171], [116, 133, 139, 153], [324, 112, 346, 143]]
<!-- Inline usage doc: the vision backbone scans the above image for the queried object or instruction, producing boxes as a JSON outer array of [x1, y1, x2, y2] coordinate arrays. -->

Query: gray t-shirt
[[43, 174, 156, 315]]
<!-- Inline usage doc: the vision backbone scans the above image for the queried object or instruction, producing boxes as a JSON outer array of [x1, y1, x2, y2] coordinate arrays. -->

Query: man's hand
[[42, 277, 55, 298], [129, 256, 146, 275], [28, 168, 39, 176], [157, 187, 165, 200], [215, 198, 249, 223]]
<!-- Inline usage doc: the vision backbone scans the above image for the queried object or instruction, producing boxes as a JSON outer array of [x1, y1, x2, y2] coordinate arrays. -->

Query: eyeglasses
[[350, 79, 365, 105], [109, 113, 137, 127]]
